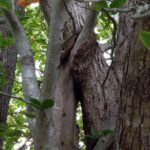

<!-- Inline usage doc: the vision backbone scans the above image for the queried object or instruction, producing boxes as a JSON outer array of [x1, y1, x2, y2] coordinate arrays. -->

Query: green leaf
[[87, 128, 100, 139], [3, 37, 15, 48], [37, 80, 42, 87], [0, 123, 8, 132], [139, 31, 150, 49], [28, 98, 42, 110], [93, 1, 108, 11], [24, 112, 36, 118], [0, 33, 15, 49], [0, 74, 7, 88], [28, 98, 54, 110], [42, 99, 54, 110], [86, 129, 115, 139], [110, 0, 127, 8], [0, 123, 23, 139], [0, 0, 12, 9], [86, 134, 96, 139], [36, 39, 47, 45], [98, 129, 115, 137], [0, 63, 8, 88], [5, 129, 23, 137]]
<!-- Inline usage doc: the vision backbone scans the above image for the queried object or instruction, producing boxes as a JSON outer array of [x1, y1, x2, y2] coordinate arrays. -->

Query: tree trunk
[[71, 34, 119, 150], [0, 23, 17, 149], [4, 0, 150, 150], [116, 1, 150, 149], [39, 1, 119, 149], [39, 1, 100, 149]]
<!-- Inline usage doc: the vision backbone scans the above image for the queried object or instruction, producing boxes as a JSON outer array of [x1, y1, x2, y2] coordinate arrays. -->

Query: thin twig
[[0, 91, 25, 102], [103, 7, 135, 13], [101, 9, 117, 89], [102, 9, 117, 59], [132, 11, 150, 19], [12, 87, 22, 95]]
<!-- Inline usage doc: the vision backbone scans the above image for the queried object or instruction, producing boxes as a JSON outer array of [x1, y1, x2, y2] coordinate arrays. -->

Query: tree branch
[[132, 3, 150, 19], [3, 9, 41, 139], [103, 7, 135, 13], [40, 0, 51, 27], [0, 91, 25, 102], [3, 9, 41, 101], [132, 11, 150, 19]]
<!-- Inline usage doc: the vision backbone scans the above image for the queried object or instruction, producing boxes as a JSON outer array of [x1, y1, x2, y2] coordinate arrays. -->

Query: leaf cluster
[[28, 98, 54, 111], [86, 128, 115, 140]]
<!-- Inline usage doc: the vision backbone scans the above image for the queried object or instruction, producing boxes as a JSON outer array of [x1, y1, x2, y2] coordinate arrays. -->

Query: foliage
[[96, 13, 113, 42], [86, 128, 115, 140], [0, 33, 15, 90], [0, 5, 48, 149], [110, 0, 128, 8], [0, 32, 15, 49], [93, 0, 128, 11], [0, 96, 31, 149], [93, 1, 108, 11], [0, 0, 12, 9], [28, 98, 54, 110], [0, 63, 8, 89], [76, 103, 86, 150], [139, 31, 150, 50]]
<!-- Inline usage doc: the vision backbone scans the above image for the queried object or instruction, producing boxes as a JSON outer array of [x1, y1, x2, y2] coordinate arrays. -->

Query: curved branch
[[3, 9, 41, 139], [3, 9, 41, 100]]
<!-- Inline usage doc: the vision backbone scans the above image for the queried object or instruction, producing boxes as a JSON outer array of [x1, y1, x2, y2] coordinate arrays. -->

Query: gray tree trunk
[[115, 0, 150, 149]]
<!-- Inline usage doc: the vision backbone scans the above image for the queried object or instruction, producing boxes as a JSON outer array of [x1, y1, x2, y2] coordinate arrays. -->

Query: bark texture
[[0, 23, 17, 149], [40, 1, 98, 149], [116, 1, 150, 149], [71, 34, 118, 150], [41, 0, 119, 149]]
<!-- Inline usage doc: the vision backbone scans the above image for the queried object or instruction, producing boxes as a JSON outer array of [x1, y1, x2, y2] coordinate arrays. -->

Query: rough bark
[[40, 1, 98, 149], [116, 1, 150, 149], [40, 0, 119, 149], [71, 33, 119, 150], [0, 23, 17, 149]]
